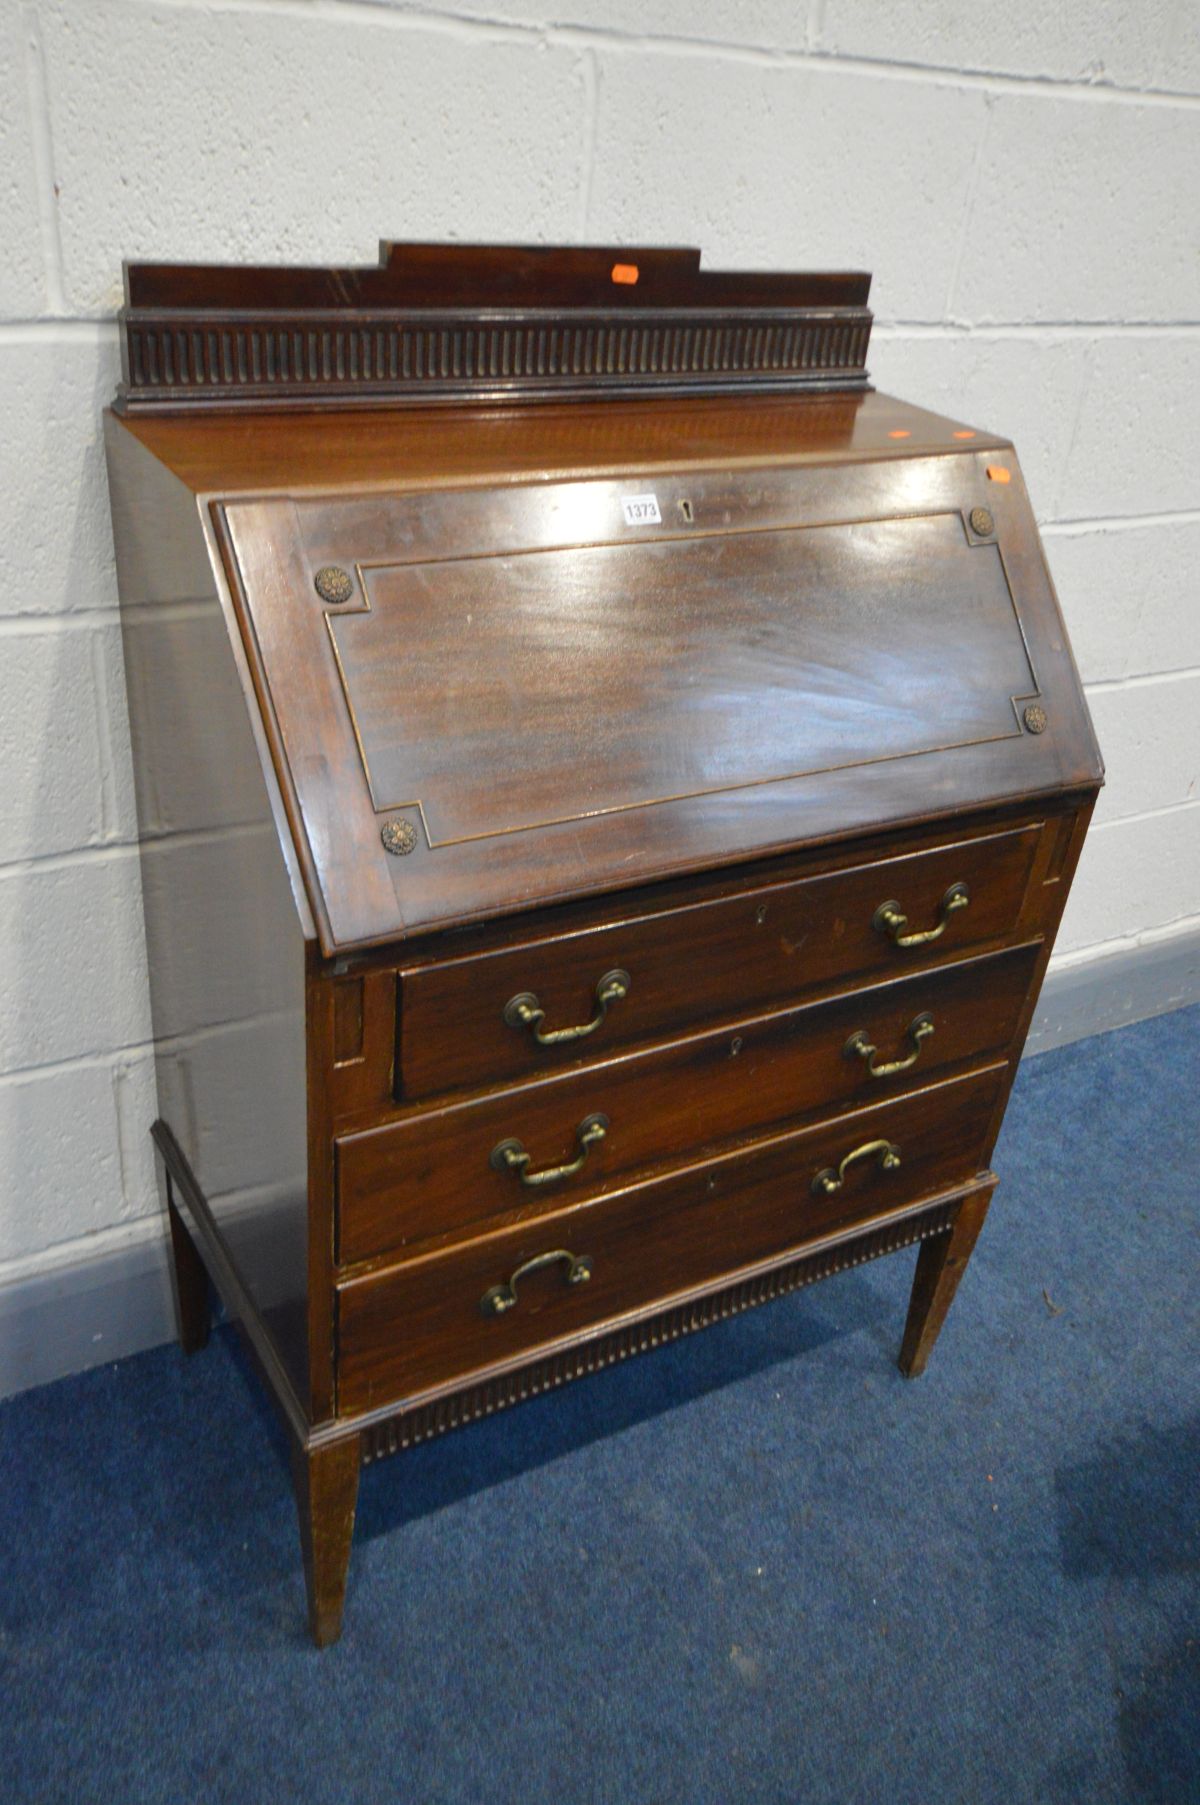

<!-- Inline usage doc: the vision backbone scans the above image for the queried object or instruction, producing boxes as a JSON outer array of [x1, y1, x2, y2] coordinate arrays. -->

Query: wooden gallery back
[[105, 243, 1103, 1645]]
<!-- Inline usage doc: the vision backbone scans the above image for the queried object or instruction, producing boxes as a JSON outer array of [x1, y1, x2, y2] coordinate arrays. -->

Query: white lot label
[[621, 493, 662, 526]]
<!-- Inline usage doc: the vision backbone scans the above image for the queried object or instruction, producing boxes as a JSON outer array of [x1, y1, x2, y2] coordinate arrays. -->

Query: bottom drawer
[[336, 1062, 1006, 1414]]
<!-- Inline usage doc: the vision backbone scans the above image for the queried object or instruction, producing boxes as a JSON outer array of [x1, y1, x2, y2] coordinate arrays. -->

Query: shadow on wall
[[0, 336, 156, 1281]]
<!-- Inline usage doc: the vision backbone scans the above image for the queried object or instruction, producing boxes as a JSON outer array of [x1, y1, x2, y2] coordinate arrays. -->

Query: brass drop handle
[[844, 1012, 935, 1079], [812, 1138, 901, 1196], [490, 1113, 609, 1188], [480, 1248, 593, 1318], [873, 883, 969, 949], [504, 970, 631, 1047]]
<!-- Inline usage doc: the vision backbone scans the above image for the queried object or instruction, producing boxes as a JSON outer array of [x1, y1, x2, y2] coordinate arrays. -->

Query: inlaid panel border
[[320, 509, 1043, 850]]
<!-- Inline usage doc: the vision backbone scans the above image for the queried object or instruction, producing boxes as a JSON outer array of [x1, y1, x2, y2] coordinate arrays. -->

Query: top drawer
[[397, 823, 1041, 1102]]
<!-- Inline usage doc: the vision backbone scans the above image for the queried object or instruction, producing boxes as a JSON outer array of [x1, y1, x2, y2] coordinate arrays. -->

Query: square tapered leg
[[898, 1183, 995, 1379], [291, 1436, 361, 1648]]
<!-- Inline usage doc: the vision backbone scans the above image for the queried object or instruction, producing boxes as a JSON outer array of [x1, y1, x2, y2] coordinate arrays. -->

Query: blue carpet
[[1, 1007, 1197, 1805]]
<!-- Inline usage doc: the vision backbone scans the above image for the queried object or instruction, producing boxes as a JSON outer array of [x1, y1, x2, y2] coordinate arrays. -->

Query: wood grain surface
[[337, 1063, 1007, 1411]]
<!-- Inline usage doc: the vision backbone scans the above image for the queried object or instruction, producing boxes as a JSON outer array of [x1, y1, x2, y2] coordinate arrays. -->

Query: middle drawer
[[338, 940, 1038, 1265]]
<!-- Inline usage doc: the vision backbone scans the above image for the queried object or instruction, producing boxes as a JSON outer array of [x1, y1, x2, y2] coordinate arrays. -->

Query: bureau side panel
[[978, 794, 1098, 1165], [105, 419, 310, 1406]]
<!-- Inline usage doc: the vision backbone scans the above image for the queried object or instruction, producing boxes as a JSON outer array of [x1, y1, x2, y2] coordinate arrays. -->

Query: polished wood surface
[[126, 241, 872, 312], [337, 1063, 1007, 1412], [290, 1437, 361, 1650], [105, 244, 1102, 1646], [106, 420, 312, 1407], [898, 1182, 996, 1378], [217, 447, 1099, 952], [396, 823, 1042, 1101], [118, 243, 873, 414], [340, 942, 1039, 1263], [334, 516, 1034, 837], [122, 389, 1005, 501]]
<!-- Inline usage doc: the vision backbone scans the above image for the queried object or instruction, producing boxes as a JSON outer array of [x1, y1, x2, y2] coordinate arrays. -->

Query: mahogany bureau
[[104, 243, 1103, 1646]]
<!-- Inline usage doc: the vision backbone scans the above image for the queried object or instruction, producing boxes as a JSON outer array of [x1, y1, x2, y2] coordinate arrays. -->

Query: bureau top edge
[[110, 389, 1010, 500]]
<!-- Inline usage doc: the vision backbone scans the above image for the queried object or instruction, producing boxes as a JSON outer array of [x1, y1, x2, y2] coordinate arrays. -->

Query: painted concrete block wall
[[1, 3, 1197, 1318]]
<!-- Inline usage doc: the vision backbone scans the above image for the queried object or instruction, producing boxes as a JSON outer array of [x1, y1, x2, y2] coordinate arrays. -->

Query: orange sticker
[[986, 464, 1012, 484], [953, 430, 976, 440], [888, 429, 911, 439], [611, 263, 639, 285]]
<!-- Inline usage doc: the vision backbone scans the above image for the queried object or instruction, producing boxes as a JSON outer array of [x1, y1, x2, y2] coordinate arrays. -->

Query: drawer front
[[337, 1063, 1006, 1413], [340, 941, 1038, 1264], [397, 822, 1041, 1101]]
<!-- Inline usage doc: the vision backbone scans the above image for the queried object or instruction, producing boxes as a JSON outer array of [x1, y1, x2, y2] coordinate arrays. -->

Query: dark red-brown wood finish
[[116, 241, 872, 414], [105, 243, 1103, 1647]]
